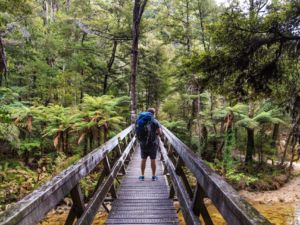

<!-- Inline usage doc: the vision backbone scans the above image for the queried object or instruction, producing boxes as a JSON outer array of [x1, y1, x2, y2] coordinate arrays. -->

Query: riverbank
[[240, 162, 300, 204], [240, 174, 300, 204]]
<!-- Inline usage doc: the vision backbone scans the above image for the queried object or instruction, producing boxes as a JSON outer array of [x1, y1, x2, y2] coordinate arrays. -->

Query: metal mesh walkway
[[105, 146, 179, 225]]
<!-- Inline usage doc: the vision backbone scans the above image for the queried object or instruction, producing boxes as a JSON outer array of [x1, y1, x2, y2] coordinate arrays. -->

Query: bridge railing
[[160, 126, 273, 225], [0, 125, 135, 225]]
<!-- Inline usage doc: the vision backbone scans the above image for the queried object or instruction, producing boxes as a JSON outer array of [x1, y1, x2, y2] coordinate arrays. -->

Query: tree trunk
[[185, 0, 191, 52], [196, 0, 208, 52], [130, 0, 148, 123], [271, 123, 279, 148], [98, 127, 101, 146], [245, 101, 255, 163], [288, 136, 297, 173], [60, 132, 64, 152], [281, 129, 293, 165], [187, 90, 198, 147], [50, 0, 59, 22], [245, 128, 255, 163], [103, 40, 118, 94], [83, 137, 88, 156], [43, 0, 49, 25], [0, 37, 7, 86], [104, 125, 109, 142], [89, 131, 93, 151], [281, 115, 300, 165], [196, 88, 202, 155], [65, 130, 69, 155], [66, 0, 71, 11], [130, 1, 140, 122]]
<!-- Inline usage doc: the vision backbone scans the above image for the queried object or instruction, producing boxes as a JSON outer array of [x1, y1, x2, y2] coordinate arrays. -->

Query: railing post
[[117, 142, 126, 175], [192, 183, 214, 225], [169, 184, 175, 199], [103, 155, 117, 199], [65, 184, 85, 225], [175, 157, 193, 200]]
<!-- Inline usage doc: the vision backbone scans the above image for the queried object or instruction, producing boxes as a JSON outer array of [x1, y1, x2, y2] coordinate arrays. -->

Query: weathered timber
[[106, 145, 179, 225], [75, 136, 136, 225], [159, 140, 202, 225], [162, 126, 273, 225], [175, 157, 194, 199], [0, 125, 133, 225], [192, 183, 214, 225], [102, 155, 117, 199], [0, 124, 273, 225], [65, 184, 85, 225]]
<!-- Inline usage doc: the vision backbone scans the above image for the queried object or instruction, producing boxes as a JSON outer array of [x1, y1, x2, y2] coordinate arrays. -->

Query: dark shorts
[[140, 144, 159, 160]]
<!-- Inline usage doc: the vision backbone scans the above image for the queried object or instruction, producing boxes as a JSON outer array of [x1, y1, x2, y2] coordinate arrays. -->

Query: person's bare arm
[[156, 127, 162, 136]]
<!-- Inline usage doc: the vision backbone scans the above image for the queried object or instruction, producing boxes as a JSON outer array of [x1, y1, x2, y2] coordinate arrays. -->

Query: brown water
[[40, 211, 108, 225], [196, 203, 300, 225], [41, 203, 300, 225]]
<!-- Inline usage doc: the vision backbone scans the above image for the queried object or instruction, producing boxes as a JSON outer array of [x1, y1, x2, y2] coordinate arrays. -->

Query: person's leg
[[150, 159, 156, 176], [140, 147, 148, 180], [150, 147, 158, 178], [141, 159, 147, 176]]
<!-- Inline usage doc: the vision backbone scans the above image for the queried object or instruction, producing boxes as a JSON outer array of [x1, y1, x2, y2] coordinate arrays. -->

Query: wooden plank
[[192, 183, 214, 225], [111, 200, 175, 205], [65, 184, 85, 225], [107, 214, 178, 219], [175, 157, 194, 199], [162, 126, 273, 225], [75, 137, 136, 225], [117, 143, 126, 175], [110, 209, 176, 213], [106, 218, 179, 224], [159, 140, 201, 225], [103, 156, 117, 199], [106, 223, 177, 225], [106, 147, 179, 225], [0, 125, 134, 225]]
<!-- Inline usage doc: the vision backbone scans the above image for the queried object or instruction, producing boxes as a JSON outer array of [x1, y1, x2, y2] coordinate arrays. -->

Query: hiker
[[135, 108, 161, 181]]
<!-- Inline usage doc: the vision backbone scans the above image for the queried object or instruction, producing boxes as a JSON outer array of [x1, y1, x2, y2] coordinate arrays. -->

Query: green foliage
[[226, 169, 258, 186], [191, 0, 300, 98], [223, 128, 235, 170], [18, 139, 41, 156], [161, 120, 188, 141], [0, 0, 298, 207]]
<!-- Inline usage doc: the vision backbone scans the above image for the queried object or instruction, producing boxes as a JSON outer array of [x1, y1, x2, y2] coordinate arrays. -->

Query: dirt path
[[240, 162, 300, 204]]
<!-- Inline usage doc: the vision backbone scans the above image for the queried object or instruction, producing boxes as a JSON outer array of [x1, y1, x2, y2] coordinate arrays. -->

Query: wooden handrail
[[0, 125, 134, 225], [159, 139, 201, 225], [161, 126, 273, 225]]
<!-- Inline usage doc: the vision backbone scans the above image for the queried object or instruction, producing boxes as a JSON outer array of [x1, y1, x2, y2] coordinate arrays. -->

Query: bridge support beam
[[65, 184, 85, 225], [192, 183, 214, 225]]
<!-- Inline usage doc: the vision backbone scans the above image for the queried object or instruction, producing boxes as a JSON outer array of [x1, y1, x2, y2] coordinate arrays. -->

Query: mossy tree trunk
[[245, 128, 255, 163]]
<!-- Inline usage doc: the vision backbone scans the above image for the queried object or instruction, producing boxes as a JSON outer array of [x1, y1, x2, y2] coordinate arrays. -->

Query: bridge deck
[[105, 146, 179, 225]]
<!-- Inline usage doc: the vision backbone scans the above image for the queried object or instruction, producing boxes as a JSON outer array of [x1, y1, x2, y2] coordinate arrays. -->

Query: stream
[[197, 202, 300, 225]]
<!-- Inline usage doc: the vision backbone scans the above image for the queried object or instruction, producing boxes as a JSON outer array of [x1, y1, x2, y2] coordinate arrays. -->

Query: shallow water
[[41, 202, 300, 225], [40, 211, 108, 225], [196, 203, 300, 225]]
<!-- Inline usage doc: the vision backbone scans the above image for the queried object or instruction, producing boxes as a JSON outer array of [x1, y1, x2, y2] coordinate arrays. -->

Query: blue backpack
[[136, 112, 155, 146]]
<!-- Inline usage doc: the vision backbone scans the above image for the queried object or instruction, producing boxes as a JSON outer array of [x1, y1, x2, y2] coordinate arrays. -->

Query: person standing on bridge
[[135, 108, 161, 181]]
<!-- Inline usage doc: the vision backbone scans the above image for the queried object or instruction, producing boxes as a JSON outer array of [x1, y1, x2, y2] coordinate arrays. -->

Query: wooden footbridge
[[0, 125, 273, 225]]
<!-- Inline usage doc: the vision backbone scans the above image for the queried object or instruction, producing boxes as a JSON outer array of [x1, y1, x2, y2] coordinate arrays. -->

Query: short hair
[[148, 108, 156, 115]]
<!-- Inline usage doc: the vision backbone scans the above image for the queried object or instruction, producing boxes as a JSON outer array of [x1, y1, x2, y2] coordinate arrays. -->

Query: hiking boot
[[152, 176, 158, 181], [138, 176, 144, 181]]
